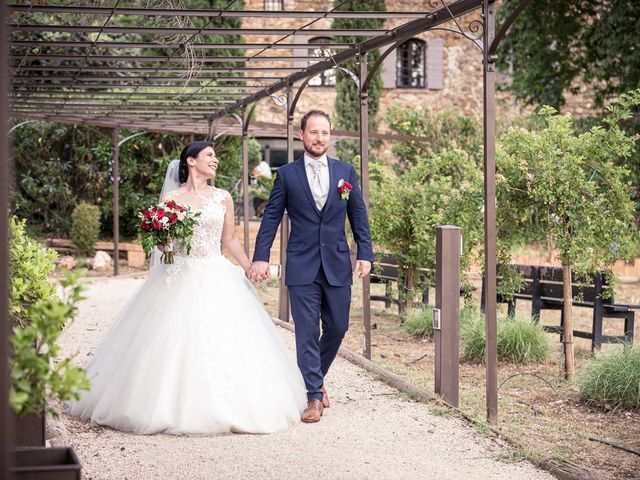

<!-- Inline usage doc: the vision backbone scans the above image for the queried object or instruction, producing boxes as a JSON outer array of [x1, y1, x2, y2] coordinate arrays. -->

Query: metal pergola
[[1, 1, 535, 474]]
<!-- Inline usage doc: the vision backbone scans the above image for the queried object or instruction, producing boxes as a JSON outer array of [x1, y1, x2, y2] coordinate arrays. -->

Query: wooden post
[[562, 263, 575, 379], [434, 226, 461, 407]]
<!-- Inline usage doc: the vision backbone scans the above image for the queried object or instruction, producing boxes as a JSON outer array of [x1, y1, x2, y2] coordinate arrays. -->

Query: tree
[[385, 104, 483, 169], [370, 107, 484, 313], [496, 90, 639, 379], [331, 0, 385, 163], [370, 148, 484, 314], [498, 0, 640, 109]]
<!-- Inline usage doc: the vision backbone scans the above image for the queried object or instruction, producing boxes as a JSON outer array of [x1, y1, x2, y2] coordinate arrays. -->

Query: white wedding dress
[[70, 188, 306, 434]]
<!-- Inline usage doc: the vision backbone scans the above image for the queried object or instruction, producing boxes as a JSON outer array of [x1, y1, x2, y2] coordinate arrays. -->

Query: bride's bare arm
[[221, 193, 252, 272]]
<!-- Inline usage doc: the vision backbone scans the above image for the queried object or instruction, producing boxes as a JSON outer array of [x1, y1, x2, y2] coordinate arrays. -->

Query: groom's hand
[[355, 260, 372, 278], [250, 261, 271, 283]]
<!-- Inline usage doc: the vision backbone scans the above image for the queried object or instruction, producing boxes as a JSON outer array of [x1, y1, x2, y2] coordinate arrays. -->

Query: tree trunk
[[562, 262, 575, 379], [398, 267, 415, 318]]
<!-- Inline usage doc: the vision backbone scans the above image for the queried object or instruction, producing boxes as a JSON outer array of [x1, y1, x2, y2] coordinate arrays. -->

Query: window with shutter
[[264, 0, 282, 10], [396, 39, 425, 88]]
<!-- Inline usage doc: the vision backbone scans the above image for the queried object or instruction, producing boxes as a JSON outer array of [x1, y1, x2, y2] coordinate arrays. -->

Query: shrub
[[404, 306, 478, 339], [10, 269, 90, 416], [404, 306, 434, 337], [9, 216, 57, 327], [462, 314, 551, 364], [578, 347, 640, 410], [71, 202, 101, 256]]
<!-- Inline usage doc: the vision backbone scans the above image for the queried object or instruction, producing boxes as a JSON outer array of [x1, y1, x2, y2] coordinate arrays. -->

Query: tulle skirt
[[69, 255, 306, 435]]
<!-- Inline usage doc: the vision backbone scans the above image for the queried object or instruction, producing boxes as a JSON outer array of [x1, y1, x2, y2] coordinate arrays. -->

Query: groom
[[250, 110, 373, 423]]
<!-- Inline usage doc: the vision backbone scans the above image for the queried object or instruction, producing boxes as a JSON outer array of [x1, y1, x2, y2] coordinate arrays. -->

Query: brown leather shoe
[[320, 385, 330, 408], [301, 399, 324, 423]]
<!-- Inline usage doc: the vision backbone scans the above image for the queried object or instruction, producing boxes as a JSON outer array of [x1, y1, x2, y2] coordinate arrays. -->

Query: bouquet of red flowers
[[138, 200, 200, 264]]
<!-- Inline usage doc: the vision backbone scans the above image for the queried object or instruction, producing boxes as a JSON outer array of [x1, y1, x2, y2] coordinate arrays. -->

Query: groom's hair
[[300, 110, 331, 132]]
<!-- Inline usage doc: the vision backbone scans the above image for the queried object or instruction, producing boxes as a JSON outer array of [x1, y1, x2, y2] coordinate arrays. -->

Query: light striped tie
[[310, 161, 326, 210]]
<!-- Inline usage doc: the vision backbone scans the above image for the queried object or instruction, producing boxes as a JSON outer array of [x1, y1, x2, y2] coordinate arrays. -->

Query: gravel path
[[56, 276, 554, 480]]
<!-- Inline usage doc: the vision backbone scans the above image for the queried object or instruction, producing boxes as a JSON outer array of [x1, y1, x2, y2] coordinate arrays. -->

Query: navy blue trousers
[[288, 266, 351, 402]]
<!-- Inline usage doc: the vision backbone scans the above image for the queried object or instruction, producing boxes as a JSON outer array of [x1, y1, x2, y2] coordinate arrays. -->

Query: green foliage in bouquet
[[9, 216, 57, 327], [10, 269, 90, 416], [71, 202, 101, 256], [139, 201, 201, 263]]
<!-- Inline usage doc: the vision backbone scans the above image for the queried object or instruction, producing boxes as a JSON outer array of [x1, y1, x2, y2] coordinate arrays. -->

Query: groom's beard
[[303, 139, 329, 159]]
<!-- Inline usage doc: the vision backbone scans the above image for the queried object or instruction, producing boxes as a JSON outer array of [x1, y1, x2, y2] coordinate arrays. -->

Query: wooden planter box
[[14, 411, 46, 447], [12, 447, 81, 480]]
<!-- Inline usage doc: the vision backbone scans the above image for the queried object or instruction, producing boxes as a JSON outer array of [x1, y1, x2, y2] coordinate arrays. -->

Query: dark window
[[308, 37, 336, 87], [269, 149, 305, 169], [264, 0, 282, 10], [396, 39, 425, 88]]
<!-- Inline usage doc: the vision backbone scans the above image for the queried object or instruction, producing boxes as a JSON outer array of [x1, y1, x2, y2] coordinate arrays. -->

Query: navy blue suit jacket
[[252, 156, 374, 287]]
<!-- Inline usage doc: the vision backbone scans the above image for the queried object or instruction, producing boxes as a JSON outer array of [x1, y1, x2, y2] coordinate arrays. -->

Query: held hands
[[246, 261, 271, 283], [354, 260, 372, 278]]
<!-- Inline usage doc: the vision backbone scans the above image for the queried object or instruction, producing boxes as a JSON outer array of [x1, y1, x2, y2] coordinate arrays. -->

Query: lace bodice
[[172, 188, 229, 259]]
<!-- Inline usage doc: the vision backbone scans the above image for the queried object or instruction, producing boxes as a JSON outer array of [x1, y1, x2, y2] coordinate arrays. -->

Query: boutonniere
[[337, 179, 353, 200]]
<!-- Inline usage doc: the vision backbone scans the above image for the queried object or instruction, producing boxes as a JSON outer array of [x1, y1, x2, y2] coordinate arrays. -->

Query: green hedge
[[9, 216, 57, 326]]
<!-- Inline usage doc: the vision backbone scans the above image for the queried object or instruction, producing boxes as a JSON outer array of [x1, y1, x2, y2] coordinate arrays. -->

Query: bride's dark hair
[[179, 141, 215, 183]]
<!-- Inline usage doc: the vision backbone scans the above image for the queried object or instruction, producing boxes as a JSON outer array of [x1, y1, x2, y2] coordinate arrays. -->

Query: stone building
[[241, 0, 590, 166]]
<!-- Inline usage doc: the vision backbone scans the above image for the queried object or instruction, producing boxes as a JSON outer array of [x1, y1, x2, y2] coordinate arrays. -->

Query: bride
[[69, 141, 306, 434]]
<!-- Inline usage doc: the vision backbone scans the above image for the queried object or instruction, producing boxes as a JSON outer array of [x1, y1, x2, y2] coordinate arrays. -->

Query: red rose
[[141, 222, 151, 231], [338, 181, 353, 193], [143, 210, 152, 219], [165, 200, 175, 209], [156, 209, 165, 219], [153, 219, 162, 230], [169, 213, 178, 224], [175, 205, 185, 212]]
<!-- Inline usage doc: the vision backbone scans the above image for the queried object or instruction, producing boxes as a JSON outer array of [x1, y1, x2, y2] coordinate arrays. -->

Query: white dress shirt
[[304, 153, 329, 210]]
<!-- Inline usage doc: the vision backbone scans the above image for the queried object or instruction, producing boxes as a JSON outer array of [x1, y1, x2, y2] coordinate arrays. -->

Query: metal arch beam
[[213, 0, 484, 121], [10, 25, 391, 37], [429, 27, 483, 51], [278, 80, 294, 323], [9, 40, 354, 50], [359, 48, 372, 361], [112, 128, 120, 276], [482, 0, 498, 426], [7, 118, 37, 134], [117, 131, 149, 147], [488, 0, 533, 56], [362, 40, 403, 93], [8, 5, 435, 20], [288, 76, 313, 118], [241, 106, 251, 255]]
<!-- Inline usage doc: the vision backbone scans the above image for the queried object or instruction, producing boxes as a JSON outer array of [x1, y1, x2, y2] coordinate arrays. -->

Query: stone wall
[[241, 1, 604, 163]]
